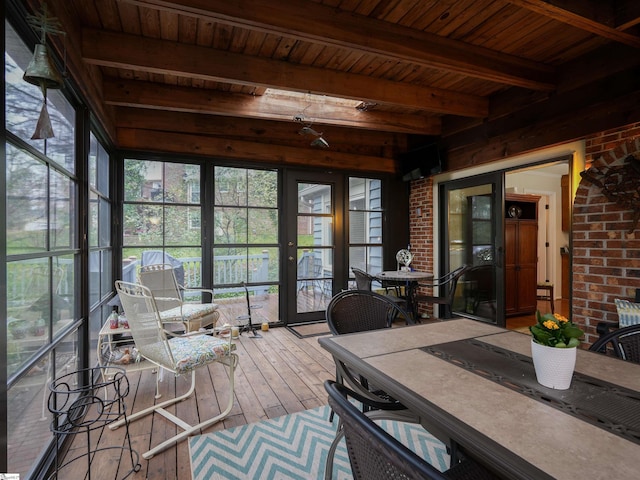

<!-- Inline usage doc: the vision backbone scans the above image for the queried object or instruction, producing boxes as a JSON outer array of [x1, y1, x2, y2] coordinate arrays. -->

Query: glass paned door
[[286, 172, 342, 324], [440, 173, 504, 325]]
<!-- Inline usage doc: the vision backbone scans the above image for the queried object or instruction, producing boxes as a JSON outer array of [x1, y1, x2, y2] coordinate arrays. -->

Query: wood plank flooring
[[61, 326, 336, 480], [55, 300, 570, 479]]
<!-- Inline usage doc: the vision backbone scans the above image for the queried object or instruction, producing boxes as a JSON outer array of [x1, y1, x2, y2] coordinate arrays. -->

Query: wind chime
[[22, 4, 65, 140]]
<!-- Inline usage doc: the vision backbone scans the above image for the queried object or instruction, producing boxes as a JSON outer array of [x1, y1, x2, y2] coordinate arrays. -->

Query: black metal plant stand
[[48, 366, 141, 479]]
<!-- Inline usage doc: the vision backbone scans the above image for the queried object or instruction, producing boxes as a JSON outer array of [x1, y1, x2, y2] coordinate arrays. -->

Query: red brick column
[[572, 135, 640, 344]]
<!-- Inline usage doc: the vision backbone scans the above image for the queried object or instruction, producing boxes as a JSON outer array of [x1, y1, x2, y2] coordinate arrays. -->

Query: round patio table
[[375, 270, 433, 321]]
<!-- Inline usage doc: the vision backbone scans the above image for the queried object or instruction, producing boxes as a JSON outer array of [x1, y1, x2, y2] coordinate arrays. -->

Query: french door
[[285, 171, 344, 324], [439, 172, 505, 326]]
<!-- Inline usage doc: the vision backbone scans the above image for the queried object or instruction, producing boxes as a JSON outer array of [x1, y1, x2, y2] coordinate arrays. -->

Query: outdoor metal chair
[[415, 264, 471, 319], [351, 267, 408, 322], [112, 281, 238, 459], [589, 323, 640, 363], [325, 380, 499, 480], [324, 290, 418, 477], [139, 263, 219, 332]]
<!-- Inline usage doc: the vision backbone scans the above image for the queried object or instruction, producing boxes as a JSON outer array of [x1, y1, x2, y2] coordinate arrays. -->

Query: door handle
[[288, 241, 294, 247], [288, 256, 295, 262]]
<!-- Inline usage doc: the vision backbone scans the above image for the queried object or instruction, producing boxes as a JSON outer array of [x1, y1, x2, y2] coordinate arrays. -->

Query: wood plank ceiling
[[21, 0, 640, 173]]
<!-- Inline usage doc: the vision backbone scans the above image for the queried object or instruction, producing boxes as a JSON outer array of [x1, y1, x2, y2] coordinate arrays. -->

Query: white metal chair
[[138, 263, 219, 332], [112, 281, 238, 459]]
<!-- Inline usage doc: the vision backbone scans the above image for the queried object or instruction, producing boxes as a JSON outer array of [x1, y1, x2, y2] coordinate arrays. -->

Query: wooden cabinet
[[505, 194, 539, 316]]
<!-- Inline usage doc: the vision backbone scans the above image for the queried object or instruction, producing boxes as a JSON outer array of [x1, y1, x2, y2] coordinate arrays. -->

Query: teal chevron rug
[[189, 405, 450, 480]]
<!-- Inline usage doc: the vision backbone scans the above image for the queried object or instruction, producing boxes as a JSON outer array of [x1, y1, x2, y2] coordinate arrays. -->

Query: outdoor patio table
[[375, 270, 433, 320], [319, 318, 640, 480]]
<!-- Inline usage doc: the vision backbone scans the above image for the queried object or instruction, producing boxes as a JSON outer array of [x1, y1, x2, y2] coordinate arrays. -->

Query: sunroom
[[3, 1, 640, 479]]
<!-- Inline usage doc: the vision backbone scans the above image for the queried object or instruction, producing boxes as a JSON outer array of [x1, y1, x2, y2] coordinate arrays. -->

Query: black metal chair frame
[[415, 264, 471, 319], [325, 380, 498, 480], [237, 282, 263, 338], [351, 267, 408, 321], [324, 289, 416, 445], [589, 323, 640, 363], [326, 289, 412, 335]]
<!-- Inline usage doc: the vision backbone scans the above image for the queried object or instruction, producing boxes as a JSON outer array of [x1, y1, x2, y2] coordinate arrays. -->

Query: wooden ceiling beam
[[443, 67, 640, 170], [83, 28, 488, 118], [103, 79, 441, 135], [120, 0, 556, 90], [507, 0, 640, 47], [117, 128, 398, 174], [114, 107, 409, 150]]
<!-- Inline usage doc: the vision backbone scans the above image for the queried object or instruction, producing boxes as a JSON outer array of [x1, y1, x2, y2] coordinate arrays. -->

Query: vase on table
[[530, 339, 577, 390]]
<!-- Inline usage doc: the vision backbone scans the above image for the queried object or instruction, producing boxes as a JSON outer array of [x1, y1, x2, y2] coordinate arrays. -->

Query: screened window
[[5, 20, 79, 476], [122, 159, 203, 286], [348, 177, 383, 280]]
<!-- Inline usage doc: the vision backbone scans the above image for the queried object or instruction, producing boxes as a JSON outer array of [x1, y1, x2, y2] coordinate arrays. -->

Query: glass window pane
[[298, 183, 331, 213], [123, 204, 163, 246], [215, 166, 247, 206], [96, 138, 110, 195], [161, 248, 202, 288], [89, 133, 98, 189], [89, 192, 98, 248], [259, 247, 279, 282], [6, 144, 48, 254], [248, 208, 278, 244], [45, 89, 76, 174], [164, 162, 198, 203], [101, 251, 112, 300], [5, 23, 46, 151], [248, 169, 277, 207], [349, 210, 365, 243], [213, 247, 249, 285], [165, 205, 200, 245], [99, 197, 111, 247], [89, 250, 101, 307], [297, 216, 333, 247], [7, 351, 55, 474], [50, 169, 74, 250], [53, 255, 74, 337], [214, 207, 247, 244], [124, 159, 163, 202]]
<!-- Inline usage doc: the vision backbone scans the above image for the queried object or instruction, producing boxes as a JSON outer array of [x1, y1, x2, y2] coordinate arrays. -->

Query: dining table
[[374, 270, 433, 320], [318, 318, 640, 480]]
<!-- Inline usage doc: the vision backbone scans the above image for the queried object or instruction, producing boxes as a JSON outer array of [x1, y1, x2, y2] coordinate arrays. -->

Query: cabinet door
[[517, 221, 538, 313], [505, 221, 517, 315]]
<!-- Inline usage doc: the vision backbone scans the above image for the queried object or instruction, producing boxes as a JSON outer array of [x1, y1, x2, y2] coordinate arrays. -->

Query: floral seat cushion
[[159, 302, 219, 321], [144, 335, 236, 375]]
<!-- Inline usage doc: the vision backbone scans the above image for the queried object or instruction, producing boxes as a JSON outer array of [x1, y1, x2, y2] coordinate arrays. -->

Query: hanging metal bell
[[23, 44, 63, 90], [31, 102, 55, 140]]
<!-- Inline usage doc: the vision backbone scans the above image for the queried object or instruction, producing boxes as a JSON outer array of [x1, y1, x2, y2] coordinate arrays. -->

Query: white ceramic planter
[[530, 339, 577, 390]]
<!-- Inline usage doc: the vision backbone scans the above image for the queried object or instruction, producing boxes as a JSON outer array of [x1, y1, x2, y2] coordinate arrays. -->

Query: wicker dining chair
[[324, 290, 419, 478], [588, 323, 640, 363], [414, 264, 471, 319], [325, 380, 499, 480], [351, 267, 408, 321]]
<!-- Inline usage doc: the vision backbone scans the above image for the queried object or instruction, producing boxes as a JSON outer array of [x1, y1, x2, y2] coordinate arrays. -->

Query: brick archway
[[572, 136, 640, 344]]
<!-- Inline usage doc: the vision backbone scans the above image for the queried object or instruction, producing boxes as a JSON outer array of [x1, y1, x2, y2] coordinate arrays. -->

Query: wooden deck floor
[[60, 326, 336, 480]]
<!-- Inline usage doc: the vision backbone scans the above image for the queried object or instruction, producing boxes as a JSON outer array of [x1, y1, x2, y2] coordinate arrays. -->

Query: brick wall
[[408, 176, 434, 316], [409, 123, 640, 335], [573, 131, 640, 344]]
